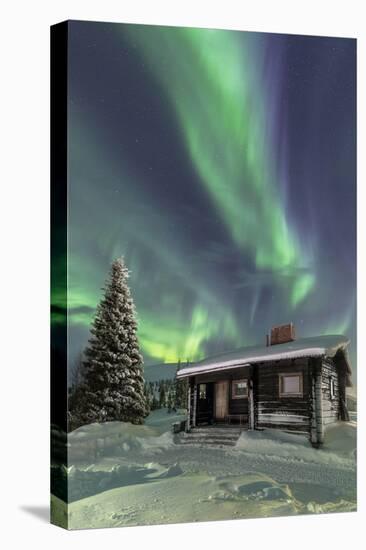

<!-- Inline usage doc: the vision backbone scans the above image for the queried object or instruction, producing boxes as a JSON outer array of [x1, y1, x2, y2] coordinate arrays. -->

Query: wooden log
[[257, 423, 309, 431], [257, 402, 309, 410], [248, 379, 254, 430], [310, 371, 318, 445], [315, 367, 324, 445], [257, 413, 309, 424], [186, 382, 191, 432], [192, 383, 197, 428]]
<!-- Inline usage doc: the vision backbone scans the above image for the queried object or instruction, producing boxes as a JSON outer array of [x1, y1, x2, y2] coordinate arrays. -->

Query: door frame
[[196, 382, 214, 425], [214, 380, 229, 421]]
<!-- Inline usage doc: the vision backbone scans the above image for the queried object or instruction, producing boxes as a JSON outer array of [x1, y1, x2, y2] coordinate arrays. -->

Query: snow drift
[[234, 421, 356, 466]]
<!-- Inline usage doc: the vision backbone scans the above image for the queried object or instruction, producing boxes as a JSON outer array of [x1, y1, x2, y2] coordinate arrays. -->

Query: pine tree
[[173, 360, 188, 410], [151, 394, 159, 410], [143, 382, 152, 415], [76, 257, 148, 425], [159, 381, 166, 409], [174, 360, 181, 409], [70, 352, 84, 388], [167, 390, 172, 412]]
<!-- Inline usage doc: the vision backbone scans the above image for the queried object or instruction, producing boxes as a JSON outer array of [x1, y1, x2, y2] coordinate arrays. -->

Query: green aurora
[[52, 23, 356, 377]]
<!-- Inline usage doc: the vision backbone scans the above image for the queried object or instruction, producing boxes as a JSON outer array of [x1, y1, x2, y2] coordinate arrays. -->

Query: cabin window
[[279, 373, 303, 397], [199, 384, 207, 400], [232, 379, 248, 399], [329, 377, 335, 399]]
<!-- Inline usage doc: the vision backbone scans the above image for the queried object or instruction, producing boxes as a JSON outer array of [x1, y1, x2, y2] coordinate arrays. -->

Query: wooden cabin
[[176, 324, 352, 447]]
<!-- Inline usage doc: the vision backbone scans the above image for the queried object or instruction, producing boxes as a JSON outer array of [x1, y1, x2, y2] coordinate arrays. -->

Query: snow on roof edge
[[176, 335, 351, 380], [176, 347, 327, 378]]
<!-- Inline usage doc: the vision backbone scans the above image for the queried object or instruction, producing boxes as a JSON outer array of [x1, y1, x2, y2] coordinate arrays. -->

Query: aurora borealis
[[56, 21, 356, 381]]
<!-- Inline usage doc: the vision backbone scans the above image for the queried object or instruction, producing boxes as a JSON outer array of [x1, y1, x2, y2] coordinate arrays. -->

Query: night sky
[[57, 21, 356, 380]]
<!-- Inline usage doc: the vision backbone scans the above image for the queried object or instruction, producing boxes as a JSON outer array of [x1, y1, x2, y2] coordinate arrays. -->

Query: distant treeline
[[143, 376, 188, 412]]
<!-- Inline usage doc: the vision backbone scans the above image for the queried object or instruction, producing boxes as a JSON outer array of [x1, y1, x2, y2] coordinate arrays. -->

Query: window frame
[[198, 383, 207, 400], [278, 372, 303, 398], [231, 379, 249, 400]]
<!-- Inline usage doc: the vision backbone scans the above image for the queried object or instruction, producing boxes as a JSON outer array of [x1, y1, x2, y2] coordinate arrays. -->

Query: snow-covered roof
[[176, 335, 352, 383]]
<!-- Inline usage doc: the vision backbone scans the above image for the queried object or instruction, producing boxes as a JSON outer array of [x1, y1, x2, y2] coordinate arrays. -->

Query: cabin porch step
[[180, 431, 241, 439], [188, 427, 242, 433], [175, 426, 243, 447], [177, 439, 237, 447]]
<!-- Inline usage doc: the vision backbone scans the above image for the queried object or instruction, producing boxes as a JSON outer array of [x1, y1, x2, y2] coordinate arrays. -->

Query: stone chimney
[[267, 323, 296, 346]]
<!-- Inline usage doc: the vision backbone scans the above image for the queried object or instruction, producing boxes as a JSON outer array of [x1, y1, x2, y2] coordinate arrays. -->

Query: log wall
[[186, 378, 195, 431], [255, 359, 311, 432], [228, 394, 248, 416], [321, 358, 340, 425], [196, 367, 251, 421]]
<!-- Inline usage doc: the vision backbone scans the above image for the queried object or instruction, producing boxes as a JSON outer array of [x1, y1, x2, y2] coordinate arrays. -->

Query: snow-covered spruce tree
[[174, 360, 188, 410], [159, 381, 167, 408], [78, 257, 148, 425]]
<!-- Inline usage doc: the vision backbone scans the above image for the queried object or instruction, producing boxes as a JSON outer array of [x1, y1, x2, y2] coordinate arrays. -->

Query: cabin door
[[215, 381, 229, 420]]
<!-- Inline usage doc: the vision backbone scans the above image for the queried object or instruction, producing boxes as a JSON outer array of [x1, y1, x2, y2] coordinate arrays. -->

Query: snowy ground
[[53, 409, 357, 529]]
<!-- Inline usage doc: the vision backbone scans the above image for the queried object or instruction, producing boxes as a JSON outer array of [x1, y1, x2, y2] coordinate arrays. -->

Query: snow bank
[[63, 460, 185, 502], [70, 421, 158, 442], [64, 468, 356, 529], [144, 408, 187, 433], [68, 410, 185, 463], [323, 421, 357, 456], [234, 422, 356, 466], [60, 414, 356, 528], [137, 430, 175, 452]]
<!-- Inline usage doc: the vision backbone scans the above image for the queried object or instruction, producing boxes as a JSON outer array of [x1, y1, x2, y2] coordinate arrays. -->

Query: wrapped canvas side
[[50, 21, 69, 529]]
